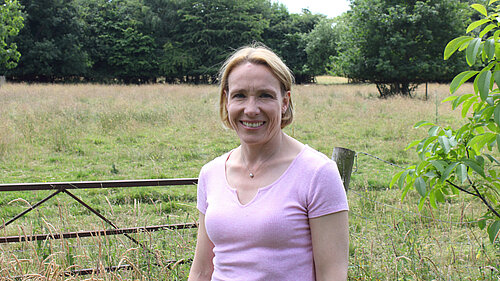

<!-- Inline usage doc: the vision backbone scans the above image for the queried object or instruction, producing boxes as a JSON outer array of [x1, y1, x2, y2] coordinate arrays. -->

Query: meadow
[[0, 81, 498, 280]]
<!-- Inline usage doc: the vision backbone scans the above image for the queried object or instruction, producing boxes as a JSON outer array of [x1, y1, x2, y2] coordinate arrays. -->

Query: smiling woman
[[188, 44, 349, 281], [225, 63, 287, 147]]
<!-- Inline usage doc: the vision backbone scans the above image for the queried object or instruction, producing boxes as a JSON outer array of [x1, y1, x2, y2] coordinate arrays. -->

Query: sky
[[274, 0, 351, 18]]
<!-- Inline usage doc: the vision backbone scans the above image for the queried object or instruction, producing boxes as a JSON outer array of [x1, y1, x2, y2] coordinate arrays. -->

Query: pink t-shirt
[[197, 145, 348, 281]]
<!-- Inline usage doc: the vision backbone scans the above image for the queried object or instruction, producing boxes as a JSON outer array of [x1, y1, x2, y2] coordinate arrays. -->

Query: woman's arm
[[188, 213, 215, 281], [310, 210, 349, 281]]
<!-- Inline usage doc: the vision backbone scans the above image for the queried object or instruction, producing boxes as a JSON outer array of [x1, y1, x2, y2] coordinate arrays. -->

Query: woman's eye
[[260, 93, 274, 98], [232, 93, 245, 98]]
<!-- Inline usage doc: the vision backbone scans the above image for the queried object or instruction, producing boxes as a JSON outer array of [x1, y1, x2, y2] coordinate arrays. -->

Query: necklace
[[240, 147, 281, 179]]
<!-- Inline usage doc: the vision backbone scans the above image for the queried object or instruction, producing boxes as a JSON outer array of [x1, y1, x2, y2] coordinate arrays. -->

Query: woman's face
[[225, 62, 290, 146]]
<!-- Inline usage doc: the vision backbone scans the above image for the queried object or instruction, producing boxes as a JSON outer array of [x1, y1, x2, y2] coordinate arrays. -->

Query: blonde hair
[[218, 44, 294, 129]]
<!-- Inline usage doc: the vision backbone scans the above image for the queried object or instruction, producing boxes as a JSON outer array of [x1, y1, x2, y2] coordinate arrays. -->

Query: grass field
[[0, 81, 498, 280]]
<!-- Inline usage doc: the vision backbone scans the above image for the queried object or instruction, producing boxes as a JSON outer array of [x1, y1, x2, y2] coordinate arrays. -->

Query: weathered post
[[332, 147, 356, 193], [0, 76, 5, 88]]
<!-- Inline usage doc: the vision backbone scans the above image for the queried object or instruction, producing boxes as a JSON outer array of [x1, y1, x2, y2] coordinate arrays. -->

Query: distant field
[[316, 75, 349, 84], [0, 82, 498, 280]]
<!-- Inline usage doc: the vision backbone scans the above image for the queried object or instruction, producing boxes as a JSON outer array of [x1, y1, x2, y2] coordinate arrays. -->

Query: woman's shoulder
[[298, 145, 334, 168], [199, 150, 232, 175]]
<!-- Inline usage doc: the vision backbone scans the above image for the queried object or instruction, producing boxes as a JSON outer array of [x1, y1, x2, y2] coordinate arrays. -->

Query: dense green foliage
[[303, 18, 338, 77], [393, 1, 500, 243], [332, 0, 470, 97], [9, 0, 88, 81], [1, 0, 485, 86], [0, 0, 23, 71], [5, 0, 324, 83]]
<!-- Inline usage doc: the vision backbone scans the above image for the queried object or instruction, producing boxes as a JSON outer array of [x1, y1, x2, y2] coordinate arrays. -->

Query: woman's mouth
[[241, 121, 265, 128]]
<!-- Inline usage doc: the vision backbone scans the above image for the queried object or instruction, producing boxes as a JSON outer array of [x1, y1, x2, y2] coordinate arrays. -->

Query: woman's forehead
[[227, 63, 281, 90]]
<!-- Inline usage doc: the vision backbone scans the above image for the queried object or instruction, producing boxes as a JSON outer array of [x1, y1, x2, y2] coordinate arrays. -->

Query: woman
[[188, 45, 349, 281]]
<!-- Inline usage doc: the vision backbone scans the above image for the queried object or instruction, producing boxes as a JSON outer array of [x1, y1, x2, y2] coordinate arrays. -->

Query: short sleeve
[[196, 166, 208, 214], [307, 160, 349, 218]]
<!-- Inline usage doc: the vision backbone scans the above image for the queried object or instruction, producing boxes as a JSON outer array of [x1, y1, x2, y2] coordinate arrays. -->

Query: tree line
[[0, 0, 479, 96], [2, 0, 330, 84]]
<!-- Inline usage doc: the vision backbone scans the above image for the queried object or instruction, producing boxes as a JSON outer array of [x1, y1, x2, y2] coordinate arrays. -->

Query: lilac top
[[197, 145, 349, 281]]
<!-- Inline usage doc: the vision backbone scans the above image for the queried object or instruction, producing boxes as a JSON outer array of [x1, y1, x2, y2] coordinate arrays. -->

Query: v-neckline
[[223, 145, 308, 207]]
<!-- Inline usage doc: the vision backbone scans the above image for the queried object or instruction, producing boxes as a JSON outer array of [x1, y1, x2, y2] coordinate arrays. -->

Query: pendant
[[249, 173, 254, 178]]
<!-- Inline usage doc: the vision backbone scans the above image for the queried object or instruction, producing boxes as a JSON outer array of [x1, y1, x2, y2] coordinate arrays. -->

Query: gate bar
[[0, 178, 198, 192], [0, 222, 197, 243], [62, 189, 149, 252], [0, 189, 63, 230]]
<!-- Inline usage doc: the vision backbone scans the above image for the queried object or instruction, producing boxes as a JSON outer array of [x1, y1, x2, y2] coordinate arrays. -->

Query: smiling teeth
[[242, 121, 264, 128]]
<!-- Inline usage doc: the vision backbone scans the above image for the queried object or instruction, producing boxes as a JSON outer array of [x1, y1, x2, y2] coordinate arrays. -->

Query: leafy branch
[[392, 0, 500, 243]]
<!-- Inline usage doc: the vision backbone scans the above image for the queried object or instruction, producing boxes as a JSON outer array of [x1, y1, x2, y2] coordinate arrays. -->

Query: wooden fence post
[[0, 76, 5, 88], [332, 147, 356, 193]]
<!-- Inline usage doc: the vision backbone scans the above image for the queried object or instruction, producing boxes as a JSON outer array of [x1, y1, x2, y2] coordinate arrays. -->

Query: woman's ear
[[282, 91, 291, 113]]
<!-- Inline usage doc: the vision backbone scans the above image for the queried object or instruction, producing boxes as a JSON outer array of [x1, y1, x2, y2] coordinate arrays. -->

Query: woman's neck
[[239, 132, 287, 164]]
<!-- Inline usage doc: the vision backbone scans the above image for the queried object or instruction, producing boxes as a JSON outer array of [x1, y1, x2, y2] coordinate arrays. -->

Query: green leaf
[[463, 159, 486, 178], [487, 220, 500, 243], [462, 96, 477, 117], [444, 36, 472, 60], [416, 161, 429, 174], [469, 134, 495, 153], [440, 162, 458, 183], [430, 160, 447, 174], [480, 24, 497, 38], [467, 19, 490, 34], [497, 134, 500, 152], [415, 177, 426, 197], [466, 38, 482, 66], [405, 139, 421, 150], [484, 39, 495, 59], [450, 71, 479, 94], [475, 155, 485, 167], [494, 103, 500, 127], [435, 189, 445, 203], [478, 219, 486, 229], [489, 0, 500, 5], [438, 136, 451, 154], [442, 95, 458, 103], [456, 163, 467, 184], [422, 136, 438, 152], [418, 196, 426, 211], [471, 4, 488, 16], [429, 190, 437, 209], [398, 170, 410, 189], [414, 121, 434, 128], [494, 71, 500, 88], [476, 70, 492, 101], [428, 126, 440, 136], [496, 41, 500, 59], [401, 184, 411, 201], [452, 94, 474, 110], [390, 170, 404, 188], [485, 153, 500, 164]]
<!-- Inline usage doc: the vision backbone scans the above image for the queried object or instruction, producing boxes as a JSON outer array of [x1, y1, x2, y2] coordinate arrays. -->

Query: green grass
[[0, 82, 498, 280]]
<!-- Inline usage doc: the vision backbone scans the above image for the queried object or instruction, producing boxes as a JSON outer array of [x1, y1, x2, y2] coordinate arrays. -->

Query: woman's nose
[[244, 97, 260, 115]]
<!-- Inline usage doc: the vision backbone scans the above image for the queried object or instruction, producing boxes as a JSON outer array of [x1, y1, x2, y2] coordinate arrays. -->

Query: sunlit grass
[[0, 82, 497, 280]]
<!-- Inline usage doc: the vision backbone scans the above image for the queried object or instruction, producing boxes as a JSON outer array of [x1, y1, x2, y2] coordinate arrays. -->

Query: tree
[[7, 0, 89, 82], [78, 0, 158, 83], [171, 0, 270, 83], [392, 1, 499, 243], [263, 6, 324, 83], [0, 0, 23, 71], [332, 0, 470, 97], [304, 17, 338, 76]]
